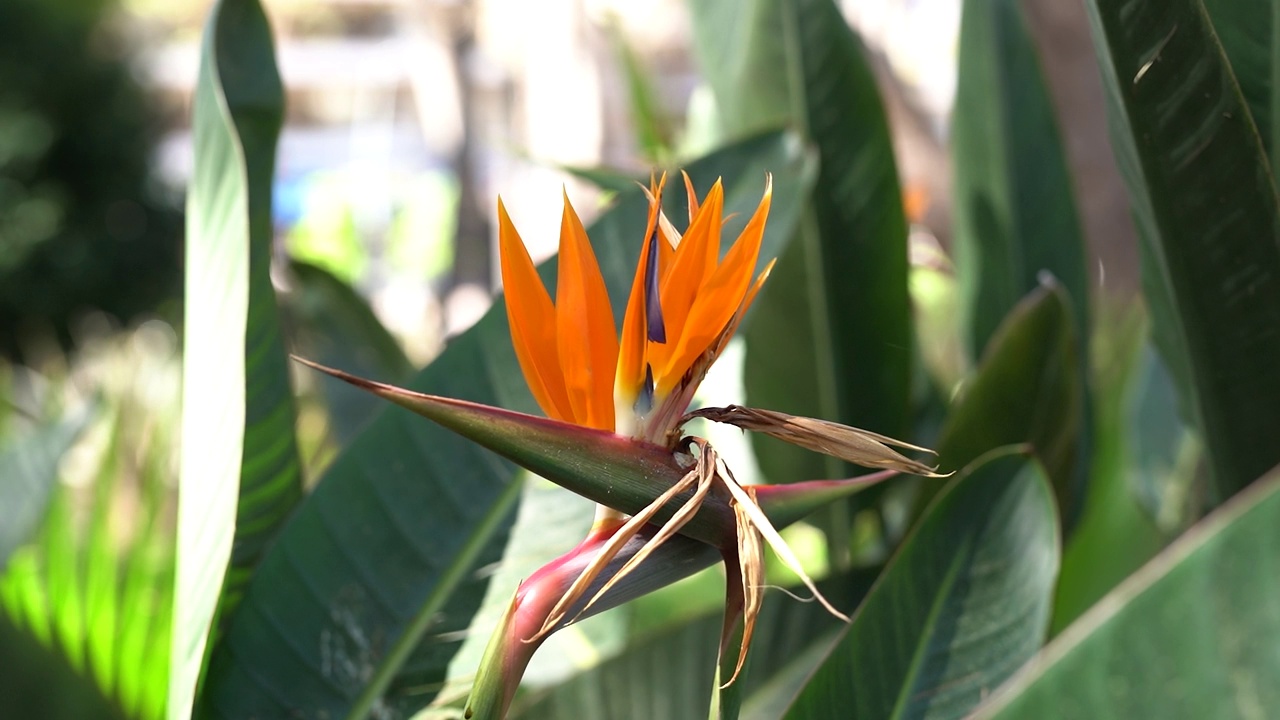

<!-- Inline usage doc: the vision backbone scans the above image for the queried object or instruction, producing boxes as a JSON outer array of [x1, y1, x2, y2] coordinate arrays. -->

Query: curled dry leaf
[[685, 405, 949, 477], [525, 436, 852, 690], [532, 464, 704, 641], [727, 493, 765, 688]]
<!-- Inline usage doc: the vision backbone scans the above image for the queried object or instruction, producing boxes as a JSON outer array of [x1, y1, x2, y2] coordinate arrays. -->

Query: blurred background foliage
[[1, 0, 1278, 718], [0, 0, 182, 360]]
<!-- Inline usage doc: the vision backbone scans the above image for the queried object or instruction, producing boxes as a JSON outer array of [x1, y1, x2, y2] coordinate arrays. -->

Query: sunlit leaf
[[171, 0, 301, 715]]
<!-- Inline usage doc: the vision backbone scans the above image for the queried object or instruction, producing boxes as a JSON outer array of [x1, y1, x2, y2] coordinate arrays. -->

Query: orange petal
[[615, 173, 667, 421], [656, 176, 771, 394], [649, 179, 724, 374], [498, 198, 573, 421], [708, 258, 777, 361], [556, 191, 619, 431]]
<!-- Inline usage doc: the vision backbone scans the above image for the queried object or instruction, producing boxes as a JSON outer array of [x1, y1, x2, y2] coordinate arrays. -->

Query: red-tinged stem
[[465, 523, 720, 719]]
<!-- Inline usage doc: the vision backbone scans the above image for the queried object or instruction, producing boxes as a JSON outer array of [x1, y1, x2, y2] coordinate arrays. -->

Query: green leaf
[[952, 0, 1090, 361], [687, 0, 790, 136], [1084, 0, 1280, 503], [0, 409, 90, 568], [43, 486, 86, 672], [515, 605, 721, 720], [0, 404, 174, 720], [1050, 304, 1166, 633], [735, 567, 880, 720], [604, 18, 675, 163], [558, 165, 641, 195], [1202, 0, 1275, 164], [172, 0, 301, 716], [282, 259, 414, 445], [84, 424, 123, 695], [691, 0, 911, 562], [930, 281, 1081, 515], [785, 448, 1060, 719], [910, 256, 967, 398], [512, 569, 878, 720], [951, 0, 1094, 531], [199, 131, 813, 719], [707, 0, 912, 451], [975, 463, 1280, 718], [1126, 344, 1205, 527]]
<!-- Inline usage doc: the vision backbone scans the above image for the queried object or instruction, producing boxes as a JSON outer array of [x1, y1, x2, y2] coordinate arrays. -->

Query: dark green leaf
[[283, 260, 414, 445], [558, 165, 642, 195], [515, 607, 721, 720], [687, 0, 790, 136], [930, 281, 1081, 516], [736, 567, 880, 720], [1085, 0, 1280, 503], [1202, 0, 1275, 164], [976, 463, 1280, 718], [691, 0, 911, 562], [786, 448, 1059, 719], [706, 0, 913, 452], [952, 0, 1093, 530], [0, 611, 125, 720], [952, 0, 1090, 360], [172, 0, 302, 713], [199, 131, 813, 719]]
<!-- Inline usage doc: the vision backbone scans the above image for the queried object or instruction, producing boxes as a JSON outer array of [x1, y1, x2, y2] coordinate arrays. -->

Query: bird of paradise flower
[[296, 171, 943, 719]]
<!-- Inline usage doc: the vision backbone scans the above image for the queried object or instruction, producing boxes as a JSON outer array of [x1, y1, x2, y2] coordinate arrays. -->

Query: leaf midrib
[[343, 475, 524, 720]]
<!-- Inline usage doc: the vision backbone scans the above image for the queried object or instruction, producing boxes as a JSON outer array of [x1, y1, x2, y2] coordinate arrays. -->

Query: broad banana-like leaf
[[1084, 0, 1280, 504], [172, 0, 302, 717]]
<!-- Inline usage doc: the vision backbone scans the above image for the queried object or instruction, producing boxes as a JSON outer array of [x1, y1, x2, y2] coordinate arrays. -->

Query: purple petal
[[644, 225, 667, 343]]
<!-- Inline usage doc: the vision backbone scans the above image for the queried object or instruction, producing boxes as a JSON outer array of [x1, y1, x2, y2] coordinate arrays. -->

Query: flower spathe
[[497, 173, 774, 443]]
